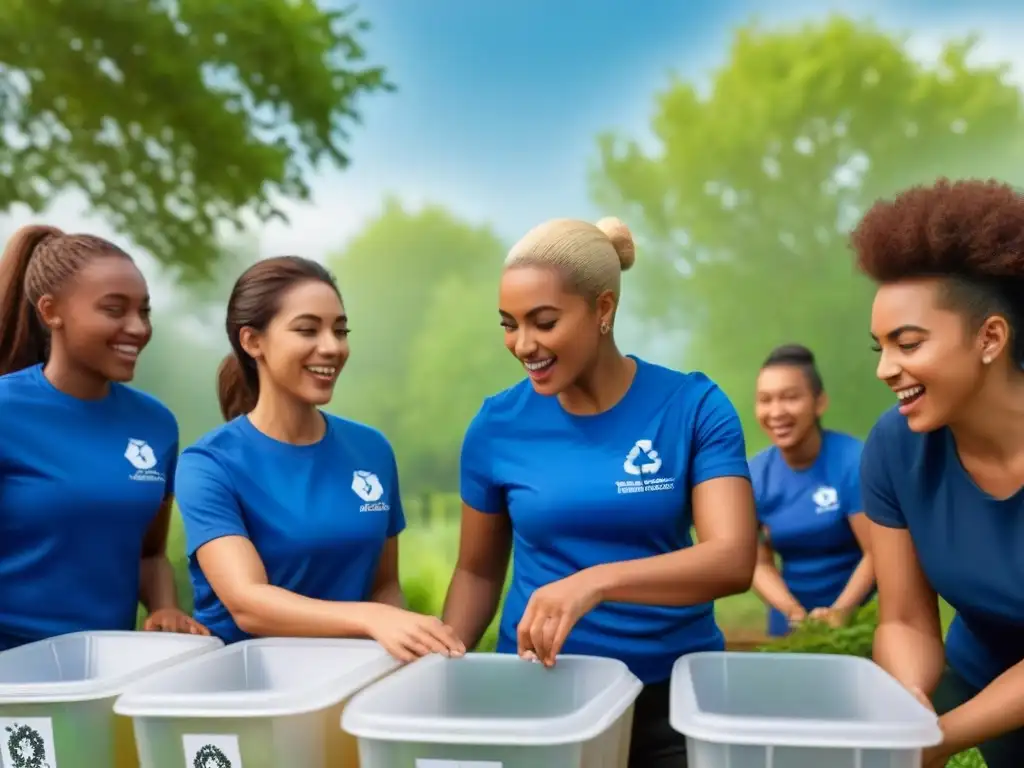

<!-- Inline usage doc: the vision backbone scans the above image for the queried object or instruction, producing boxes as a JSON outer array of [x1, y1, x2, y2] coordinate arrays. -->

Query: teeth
[[524, 359, 554, 371], [896, 385, 924, 401], [112, 344, 139, 356], [306, 366, 336, 377]]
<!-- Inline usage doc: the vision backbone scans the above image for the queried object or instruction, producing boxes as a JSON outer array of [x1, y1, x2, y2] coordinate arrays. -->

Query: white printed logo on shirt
[[125, 438, 165, 483], [616, 439, 675, 494], [352, 470, 390, 512], [812, 485, 840, 513]]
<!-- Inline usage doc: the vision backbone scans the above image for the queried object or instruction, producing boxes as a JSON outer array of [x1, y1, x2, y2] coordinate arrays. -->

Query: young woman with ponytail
[[174, 256, 466, 662], [0, 225, 208, 649]]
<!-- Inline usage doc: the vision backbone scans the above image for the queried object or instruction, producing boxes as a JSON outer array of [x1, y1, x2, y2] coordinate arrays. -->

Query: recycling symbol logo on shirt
[[124, 438, 158, 470], [623, 439, 662, 476], [351, 470, 385, 502], [5, 723, 50, 768], [193, 743, 232, 768]]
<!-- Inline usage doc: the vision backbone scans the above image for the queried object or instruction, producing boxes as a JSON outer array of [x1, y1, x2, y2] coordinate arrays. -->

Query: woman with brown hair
[[853, 178, 1024, 767], [0, 225, 206, 649]]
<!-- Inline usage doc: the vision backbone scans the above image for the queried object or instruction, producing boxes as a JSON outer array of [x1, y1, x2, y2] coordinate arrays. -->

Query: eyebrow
[[289, 313, 348, 324], [99, 292, 149, 303], [498, 305, 560, 319], [869, 324, 928, 341]]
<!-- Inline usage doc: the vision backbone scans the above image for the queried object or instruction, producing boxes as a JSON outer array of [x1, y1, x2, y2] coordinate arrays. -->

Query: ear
[[977, 315, 1011, 364], [35, 294, 63, 331], [814, 390, 830, 419], [238, 326, 263, 361], [595, 289, 617, 329]]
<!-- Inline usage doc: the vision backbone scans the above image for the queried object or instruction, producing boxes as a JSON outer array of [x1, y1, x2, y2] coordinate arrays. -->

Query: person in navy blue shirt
[[749, 344, 873, 638], [442, 217, 758, 768], [175, 256, 464, 662], [852, 179, 1024, 768], [0, 225, 207, 650]]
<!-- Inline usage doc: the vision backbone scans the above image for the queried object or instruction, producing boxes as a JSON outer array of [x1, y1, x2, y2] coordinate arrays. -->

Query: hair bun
[[595, 217, 636, 271]]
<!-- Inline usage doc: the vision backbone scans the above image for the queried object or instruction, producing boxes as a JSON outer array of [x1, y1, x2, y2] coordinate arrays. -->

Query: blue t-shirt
[[460, 357, 750, 684], [749, 430, 867, 636], [862, 406, 1024, 690], [176, 413, 406, 644], [0, 364, 178, 650]]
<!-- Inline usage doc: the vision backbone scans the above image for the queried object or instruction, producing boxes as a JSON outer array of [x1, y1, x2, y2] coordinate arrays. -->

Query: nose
[[876, 347, 901, 382], [318, 329, 347, 357], [124, 310, 149, 338], [513, 328, 537, 359]]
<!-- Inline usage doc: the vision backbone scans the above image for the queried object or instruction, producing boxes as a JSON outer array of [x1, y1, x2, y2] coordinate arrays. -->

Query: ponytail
[[217, 353, 258, 421], [0, 225, 63, 376]]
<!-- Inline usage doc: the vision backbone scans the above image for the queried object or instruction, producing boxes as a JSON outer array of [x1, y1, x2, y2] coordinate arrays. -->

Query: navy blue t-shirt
[[750, 430, 868, 636], [0, 364, 178, 649], [460, 357, 751, 684], [862, 406, 1024, 690], [176, 413, 406, 643]]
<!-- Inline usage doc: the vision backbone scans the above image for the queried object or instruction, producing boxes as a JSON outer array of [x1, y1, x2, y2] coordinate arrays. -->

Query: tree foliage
[[0, 0, 391, 277], [593, 16, 1024, 446]]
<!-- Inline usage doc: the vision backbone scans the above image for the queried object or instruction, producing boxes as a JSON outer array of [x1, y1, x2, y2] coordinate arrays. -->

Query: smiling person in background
[[853, 178, 1024, 768], [748, 344, 873, 637], [174, 255, 465, 662], [442, 216, 758, 768], [0, 225, 207, 650]]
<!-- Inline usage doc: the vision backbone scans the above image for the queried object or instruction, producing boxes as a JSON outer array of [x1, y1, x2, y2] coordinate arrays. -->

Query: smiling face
[[755, 364, 824, 450], [39, 254, 151, 382], [870, 277, 998, 432], [241, 279, 349, 407], [498, 265, 609, 395]]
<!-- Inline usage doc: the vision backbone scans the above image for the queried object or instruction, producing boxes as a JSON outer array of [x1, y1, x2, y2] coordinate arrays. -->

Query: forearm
[[752, 563, 803, 615], [873, 621, 945, 694], [832, 555, 875, 611], [139, 555, 181, 613], [940, 659, 1024, 754], [229, 584, 378, 639], [442, 568, 503, 649], [589, 540, 753, 607], [371, 579, 406, 609]]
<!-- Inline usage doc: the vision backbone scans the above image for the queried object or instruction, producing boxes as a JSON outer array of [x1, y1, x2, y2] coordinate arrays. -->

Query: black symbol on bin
[[193, 743, 233, 768], [5, 723, 51, 768]]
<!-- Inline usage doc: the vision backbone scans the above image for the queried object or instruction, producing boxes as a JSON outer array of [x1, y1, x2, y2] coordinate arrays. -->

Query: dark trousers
[[932, 666, 1024, 767], [628, 679, 688, 768]]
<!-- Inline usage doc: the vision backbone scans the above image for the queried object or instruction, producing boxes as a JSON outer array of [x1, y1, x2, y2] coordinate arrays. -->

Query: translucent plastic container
[[114, 637, 401, 768], [0, 630, 223, 768], [670, 652, 943, 768], [342, 653, 643, 768]]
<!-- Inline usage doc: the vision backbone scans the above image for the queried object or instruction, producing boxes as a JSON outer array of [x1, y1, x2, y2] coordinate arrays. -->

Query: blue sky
[[5, 0, 1024, 303]]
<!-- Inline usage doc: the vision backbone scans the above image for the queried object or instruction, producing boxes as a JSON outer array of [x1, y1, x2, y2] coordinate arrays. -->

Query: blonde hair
[[504, 216, 636, 302]]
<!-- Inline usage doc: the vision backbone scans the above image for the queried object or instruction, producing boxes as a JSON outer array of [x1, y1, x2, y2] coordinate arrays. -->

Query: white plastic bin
[[342, 652, 643, 768], [0, 630, 223, 768], [114, 637, 401, 768], [670, 651, 943, 768]]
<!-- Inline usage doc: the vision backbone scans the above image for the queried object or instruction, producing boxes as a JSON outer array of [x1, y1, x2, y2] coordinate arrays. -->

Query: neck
[[248, 390, 325, 445], [780, 427, 822, 470], [948, 368, 1024, 460], [43, 355, 110, 400], [557, 344, 636, 416]]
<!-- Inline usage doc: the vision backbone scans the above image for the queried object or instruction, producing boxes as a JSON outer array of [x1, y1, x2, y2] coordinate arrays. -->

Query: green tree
[[328, 199, 507, 455], [0, 0, 391, 276], [592, 16, 1024, 447]]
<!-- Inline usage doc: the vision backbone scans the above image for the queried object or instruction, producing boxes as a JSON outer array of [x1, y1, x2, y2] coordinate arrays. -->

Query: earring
[[983, 355, 993, 365], [51, 319, 62, 330], [600, 321, 611, 335]]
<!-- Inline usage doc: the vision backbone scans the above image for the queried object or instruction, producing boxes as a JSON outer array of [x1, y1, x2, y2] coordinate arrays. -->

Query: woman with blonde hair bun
[[443, 216, 759, 766]]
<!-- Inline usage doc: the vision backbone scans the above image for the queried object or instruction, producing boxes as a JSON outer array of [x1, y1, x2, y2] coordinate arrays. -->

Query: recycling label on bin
[[182, 734, 242, 768], [415, 761, 503, 768], [1, 717, 57, 768]]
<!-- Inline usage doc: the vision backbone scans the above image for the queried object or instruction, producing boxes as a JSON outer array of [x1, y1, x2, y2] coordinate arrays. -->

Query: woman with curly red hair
[[852, 178, 1024, 767]]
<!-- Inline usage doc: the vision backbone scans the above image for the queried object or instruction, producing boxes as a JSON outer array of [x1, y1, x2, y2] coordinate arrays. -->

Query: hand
[[142, 608, 211, 635], [517, 569, 603, 667], [786, 606, 807, 627], [808, 605, 853, 629], [909, 687, 952, 767], [363, 605, 466, 663]]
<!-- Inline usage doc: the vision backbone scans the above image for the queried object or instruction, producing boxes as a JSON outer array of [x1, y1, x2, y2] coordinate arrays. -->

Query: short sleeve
[[690, 384, 751, 486], [459, 403, 504, 514], [385, 446, 407, 538], [860, 420, 906, 528], [175, 448, 250, 556]]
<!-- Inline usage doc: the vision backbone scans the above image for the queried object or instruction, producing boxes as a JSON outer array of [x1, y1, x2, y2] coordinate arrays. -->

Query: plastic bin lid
[[0, 631, 223, 704], [114, 637, 401, 719], [342, 654, 643, 746], [669, 652, 944, 750]]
